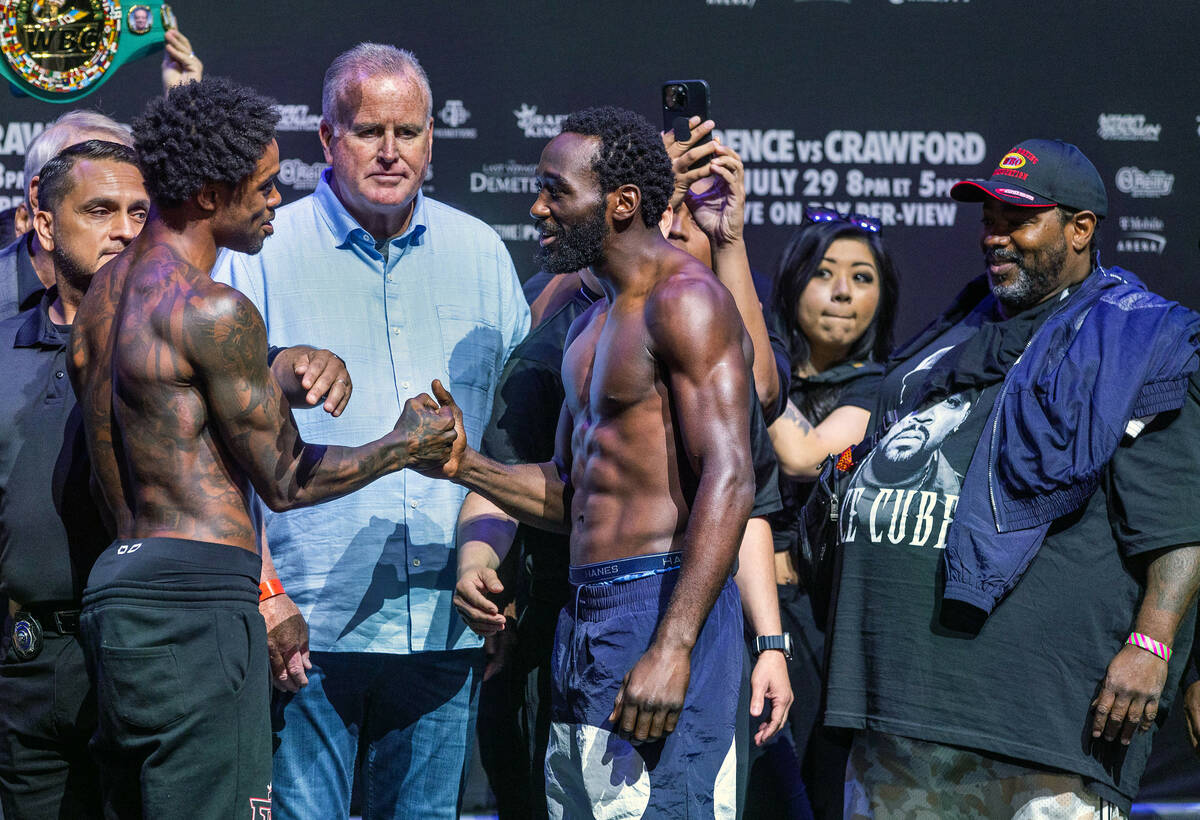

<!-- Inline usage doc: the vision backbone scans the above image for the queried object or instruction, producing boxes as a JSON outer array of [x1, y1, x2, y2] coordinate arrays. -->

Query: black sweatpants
[[80, 538, 271, 820]]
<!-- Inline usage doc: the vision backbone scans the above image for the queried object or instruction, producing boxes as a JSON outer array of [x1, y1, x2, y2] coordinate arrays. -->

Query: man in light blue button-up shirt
[[213, 44, 528, 820]]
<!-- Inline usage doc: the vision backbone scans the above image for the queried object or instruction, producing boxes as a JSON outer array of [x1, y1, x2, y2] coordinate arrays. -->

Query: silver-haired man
[[213, 43, 529, 818]]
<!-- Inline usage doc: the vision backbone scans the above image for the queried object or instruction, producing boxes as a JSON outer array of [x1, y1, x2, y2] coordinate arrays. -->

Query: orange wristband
[[258, 578, 285, 602]]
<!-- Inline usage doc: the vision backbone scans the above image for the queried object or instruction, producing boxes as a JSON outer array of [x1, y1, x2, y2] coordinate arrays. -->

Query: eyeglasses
[[803, 207, 882, 234]]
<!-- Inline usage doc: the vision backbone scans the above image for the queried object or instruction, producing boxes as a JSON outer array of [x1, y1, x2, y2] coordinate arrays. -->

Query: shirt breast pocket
[[435, 304, 503, 431]]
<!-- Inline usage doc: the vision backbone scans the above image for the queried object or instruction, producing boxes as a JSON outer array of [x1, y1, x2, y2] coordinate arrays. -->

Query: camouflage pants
[[844, 730, 1126, 820]]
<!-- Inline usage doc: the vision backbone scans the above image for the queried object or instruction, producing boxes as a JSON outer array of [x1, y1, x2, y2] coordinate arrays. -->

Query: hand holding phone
[[662, 79, 711, 146]]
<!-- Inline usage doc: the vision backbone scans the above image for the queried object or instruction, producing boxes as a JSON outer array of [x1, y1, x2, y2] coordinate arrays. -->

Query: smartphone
[[662, 79, 711, 146]]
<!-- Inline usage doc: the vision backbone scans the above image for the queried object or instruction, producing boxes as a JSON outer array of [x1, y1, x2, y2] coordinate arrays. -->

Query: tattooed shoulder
[[181, 283, 269, 374]]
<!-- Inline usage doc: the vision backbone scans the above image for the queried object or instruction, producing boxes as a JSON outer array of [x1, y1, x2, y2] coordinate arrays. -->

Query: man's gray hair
[[23, 110, 132, 207], [321, 43, 432, 129]]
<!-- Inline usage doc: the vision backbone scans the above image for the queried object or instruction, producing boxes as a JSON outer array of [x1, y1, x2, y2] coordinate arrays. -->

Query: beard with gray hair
[[986, 234, 1068, 316]]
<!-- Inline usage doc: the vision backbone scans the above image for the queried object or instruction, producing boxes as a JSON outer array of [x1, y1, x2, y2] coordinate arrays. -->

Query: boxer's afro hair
[[560, 106, 673, 228], [133, 76, 279, 209]]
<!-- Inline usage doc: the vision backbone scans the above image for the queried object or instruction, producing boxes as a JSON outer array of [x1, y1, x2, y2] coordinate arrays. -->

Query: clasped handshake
[[395, 379, 466, 476]]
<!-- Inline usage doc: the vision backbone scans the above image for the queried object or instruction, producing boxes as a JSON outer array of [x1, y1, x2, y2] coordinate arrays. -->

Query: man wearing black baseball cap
[[949, 138, 1107, 319], [821, 138, 1200, 816]]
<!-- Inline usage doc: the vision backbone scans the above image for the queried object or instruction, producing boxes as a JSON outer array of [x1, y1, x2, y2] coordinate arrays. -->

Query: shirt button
[[401, 380, 410, 389], [55, 370, 65, 379], [412, 558, 422, 567], [392, 327, 401, 335], [387, 274, 395, 283], [410, 499, 419, 509]]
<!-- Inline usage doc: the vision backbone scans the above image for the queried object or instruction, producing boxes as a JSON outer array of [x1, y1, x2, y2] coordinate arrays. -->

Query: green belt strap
[[1, 0, 175, 103]]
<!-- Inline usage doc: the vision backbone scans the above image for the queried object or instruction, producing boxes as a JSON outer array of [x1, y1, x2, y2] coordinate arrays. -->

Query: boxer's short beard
[[535, 200, 608, 275]]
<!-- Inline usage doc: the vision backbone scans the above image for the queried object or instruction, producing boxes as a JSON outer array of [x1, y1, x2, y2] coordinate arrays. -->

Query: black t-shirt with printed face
[[824, 291, 1200, 809]]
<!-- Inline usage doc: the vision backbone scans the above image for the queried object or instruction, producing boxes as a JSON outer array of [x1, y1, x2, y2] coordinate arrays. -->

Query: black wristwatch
[[753, 633, 793, 661]]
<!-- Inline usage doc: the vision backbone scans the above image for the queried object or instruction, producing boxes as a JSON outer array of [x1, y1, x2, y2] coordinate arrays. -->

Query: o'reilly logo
[[1115, 167, 1174, 198]]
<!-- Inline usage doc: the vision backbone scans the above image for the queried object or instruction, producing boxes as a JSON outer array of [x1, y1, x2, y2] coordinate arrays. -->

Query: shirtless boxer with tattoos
[[68, 77, 456, 819]]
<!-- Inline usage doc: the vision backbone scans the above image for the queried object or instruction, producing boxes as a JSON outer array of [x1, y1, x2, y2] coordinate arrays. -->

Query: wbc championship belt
[[0, 0, 176, 103]]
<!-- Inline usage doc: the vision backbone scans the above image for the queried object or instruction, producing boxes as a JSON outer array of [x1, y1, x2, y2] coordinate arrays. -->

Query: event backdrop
[[1, 1, 1197, 342], [2, 0, 1198, 802]]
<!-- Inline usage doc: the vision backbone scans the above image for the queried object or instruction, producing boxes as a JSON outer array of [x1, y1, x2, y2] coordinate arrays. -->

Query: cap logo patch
[[999, 152, 1027, 170], [997, 187, 1035, 201]]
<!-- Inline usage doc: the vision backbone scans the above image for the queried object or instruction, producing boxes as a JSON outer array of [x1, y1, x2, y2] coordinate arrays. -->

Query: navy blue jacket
[[941, 266, 1200, 621]]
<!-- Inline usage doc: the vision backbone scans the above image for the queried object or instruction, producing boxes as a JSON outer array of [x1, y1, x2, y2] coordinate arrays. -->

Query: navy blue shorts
[[546, 567, 742, 818]]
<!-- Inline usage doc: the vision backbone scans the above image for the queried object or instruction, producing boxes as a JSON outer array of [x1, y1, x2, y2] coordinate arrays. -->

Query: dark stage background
[[2, 1, 1198, 343], [2, 0, 1198, 805]]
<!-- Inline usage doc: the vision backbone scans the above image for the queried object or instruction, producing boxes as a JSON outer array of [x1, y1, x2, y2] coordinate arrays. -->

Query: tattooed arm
[[768, 399, 870, 479], [184, 284, 455, 511], [1091, 545, 1200, 745]]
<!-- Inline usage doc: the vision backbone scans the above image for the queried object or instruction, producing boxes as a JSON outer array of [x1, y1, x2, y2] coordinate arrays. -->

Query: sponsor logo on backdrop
[[706, 0, 756, 6], [0, 120, 49, 156], [491, 223, 541, 242], [1116, 216, 1166, 254], [1097, 114, 1161, 141], [0, 159, 23, 208], [471, 161, 538, 194], [275, 105, 321, 132], [514, 105, 567, 139], [1115, 167, 1174, 198], [889, 0, 969, 4], [707, 127, 985, 228], [278, 159, 328, 192], [0, 122, 50, 207], [435, 100, 477, 139]]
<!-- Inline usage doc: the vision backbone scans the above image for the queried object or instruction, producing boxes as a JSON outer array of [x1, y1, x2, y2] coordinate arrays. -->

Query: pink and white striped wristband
[[1127, 632, 1172, 662]]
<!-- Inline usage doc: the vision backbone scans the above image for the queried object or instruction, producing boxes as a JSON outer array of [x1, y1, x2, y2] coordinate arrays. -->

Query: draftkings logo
[[435, 100, 477, 139], [514, 104, 567, 139], [1115, 167, 1174, 199], [274, 105, 321, 132], [278, 159, 328, 191], [1097, 114, 1161, 142], [1116, 216, 1166, 254]]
